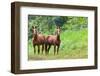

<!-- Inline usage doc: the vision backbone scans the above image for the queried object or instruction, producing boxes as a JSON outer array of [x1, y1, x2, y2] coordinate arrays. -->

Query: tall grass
[[28, 28, 88, 60]]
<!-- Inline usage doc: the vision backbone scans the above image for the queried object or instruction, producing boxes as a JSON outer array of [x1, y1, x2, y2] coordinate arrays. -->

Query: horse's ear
[[32, 25, 38, 29], [35, 26, 38, 29], [32, 26, 36, 29], [57, 26, 60, 29]]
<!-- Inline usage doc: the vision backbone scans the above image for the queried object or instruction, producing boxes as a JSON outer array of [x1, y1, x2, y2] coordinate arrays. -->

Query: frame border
[[11, 2, 98, 74]]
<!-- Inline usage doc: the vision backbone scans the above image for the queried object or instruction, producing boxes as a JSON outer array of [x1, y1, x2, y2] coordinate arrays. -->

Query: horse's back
[[38, 34, 45, 40], [37, 34, 45, 44], [46, 35, 57, 45]]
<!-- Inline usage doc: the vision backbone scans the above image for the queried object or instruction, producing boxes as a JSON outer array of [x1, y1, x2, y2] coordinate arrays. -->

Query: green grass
[[28, 28, 88, 60]]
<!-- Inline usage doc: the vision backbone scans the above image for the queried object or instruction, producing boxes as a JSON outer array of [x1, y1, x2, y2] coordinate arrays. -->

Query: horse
[[45, 26, 61, 55], [32, 26, 45, 54]]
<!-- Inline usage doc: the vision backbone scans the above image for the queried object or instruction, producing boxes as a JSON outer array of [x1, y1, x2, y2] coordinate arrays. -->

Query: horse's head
[[55, 26, 61, 35], [32, 26, 38, 35]]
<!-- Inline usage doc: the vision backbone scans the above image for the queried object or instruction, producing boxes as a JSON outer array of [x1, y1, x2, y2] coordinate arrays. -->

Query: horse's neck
[[33, 34, 38, 40], [57, 35, 60, 40]]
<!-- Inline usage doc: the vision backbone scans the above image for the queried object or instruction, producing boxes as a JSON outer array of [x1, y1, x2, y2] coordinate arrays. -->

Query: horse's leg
[[47, 44, 51, 54], [57, 45, 60, 54], [45, 44, 47, 55], [42, 44, 44, 54], [38, 45, 40, 54], [34, 45, 36, 54], [54, 45, 56, 55]]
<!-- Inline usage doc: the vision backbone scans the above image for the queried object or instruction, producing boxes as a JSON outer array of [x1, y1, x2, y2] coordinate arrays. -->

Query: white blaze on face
[[33, 28, 37, 34], [56, 28, 60, 35]]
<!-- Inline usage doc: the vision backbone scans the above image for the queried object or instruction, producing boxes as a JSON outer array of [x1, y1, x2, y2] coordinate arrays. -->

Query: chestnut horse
[[32, 26, 45, 54], [45, 26, 61, 55]]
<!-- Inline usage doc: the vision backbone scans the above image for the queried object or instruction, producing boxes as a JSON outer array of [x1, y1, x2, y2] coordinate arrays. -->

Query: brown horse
[[32, 26, 45, 54], [45, 26, 61, 55]]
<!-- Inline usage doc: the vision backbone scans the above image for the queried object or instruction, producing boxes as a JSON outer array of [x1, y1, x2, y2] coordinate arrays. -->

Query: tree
[[54, 16, 68, 27]]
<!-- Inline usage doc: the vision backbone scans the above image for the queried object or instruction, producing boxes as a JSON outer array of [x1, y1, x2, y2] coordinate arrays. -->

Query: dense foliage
[[28, 15, 88, 40]]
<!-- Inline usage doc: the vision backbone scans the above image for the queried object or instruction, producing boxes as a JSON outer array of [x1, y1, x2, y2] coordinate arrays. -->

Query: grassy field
[[28, 28, 88, 60]]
